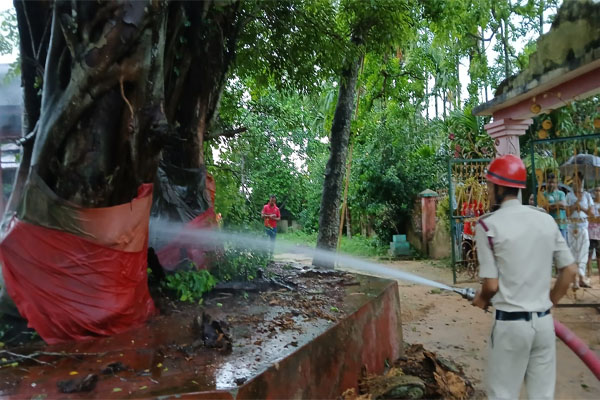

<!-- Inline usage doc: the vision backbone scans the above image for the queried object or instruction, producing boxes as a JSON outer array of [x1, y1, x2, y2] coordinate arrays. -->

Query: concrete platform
[[0, 271, 403, 399]]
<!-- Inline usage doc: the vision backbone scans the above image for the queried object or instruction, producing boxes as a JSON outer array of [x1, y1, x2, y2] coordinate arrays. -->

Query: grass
[[277, 230, 387, 258]]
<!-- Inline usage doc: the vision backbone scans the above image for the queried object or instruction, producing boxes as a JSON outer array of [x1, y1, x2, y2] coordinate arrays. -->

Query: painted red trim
[[493, 65, 600, 120]]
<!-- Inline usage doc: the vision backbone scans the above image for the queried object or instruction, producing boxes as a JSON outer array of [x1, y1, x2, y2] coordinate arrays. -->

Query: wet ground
[[0, 262, 390, 398]]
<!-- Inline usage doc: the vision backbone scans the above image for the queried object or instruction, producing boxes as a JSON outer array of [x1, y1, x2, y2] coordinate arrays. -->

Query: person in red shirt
[[261, 195, 280, 257]]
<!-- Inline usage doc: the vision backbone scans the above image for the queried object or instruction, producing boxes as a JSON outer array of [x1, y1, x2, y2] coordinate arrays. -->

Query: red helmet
[[486, 154, 527, 189]]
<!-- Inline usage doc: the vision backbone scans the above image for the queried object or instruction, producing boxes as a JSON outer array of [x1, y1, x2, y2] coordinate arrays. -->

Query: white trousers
[[486, 313, 555, 400], [568, 228, 589, 277]]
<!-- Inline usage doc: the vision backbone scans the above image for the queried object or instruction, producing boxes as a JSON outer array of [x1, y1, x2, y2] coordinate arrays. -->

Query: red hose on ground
[[554, 319, 600, 380]]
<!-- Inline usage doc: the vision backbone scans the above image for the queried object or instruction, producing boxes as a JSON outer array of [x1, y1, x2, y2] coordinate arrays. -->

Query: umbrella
[[559, 154, 600, 184]]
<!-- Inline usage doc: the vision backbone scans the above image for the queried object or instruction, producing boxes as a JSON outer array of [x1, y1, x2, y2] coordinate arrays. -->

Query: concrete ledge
[[237, 278, 403, 399]]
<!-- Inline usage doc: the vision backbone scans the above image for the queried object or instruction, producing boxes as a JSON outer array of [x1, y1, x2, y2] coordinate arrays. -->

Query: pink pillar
[[484, 118, 533, 158]]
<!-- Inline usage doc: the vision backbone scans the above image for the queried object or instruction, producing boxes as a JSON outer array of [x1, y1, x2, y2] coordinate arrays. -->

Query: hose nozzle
[[452, 287, 476, 301]]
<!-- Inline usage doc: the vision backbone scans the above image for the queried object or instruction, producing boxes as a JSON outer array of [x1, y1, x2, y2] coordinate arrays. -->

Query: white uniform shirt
[[565, 191, 593, 230], [475, 199, 574, 312]]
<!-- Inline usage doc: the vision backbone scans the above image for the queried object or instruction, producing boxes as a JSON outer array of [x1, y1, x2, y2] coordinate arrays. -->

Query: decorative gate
[[448, 158, 491, 284], [530, 134, 600, 203], [529, 133, 600, 283]]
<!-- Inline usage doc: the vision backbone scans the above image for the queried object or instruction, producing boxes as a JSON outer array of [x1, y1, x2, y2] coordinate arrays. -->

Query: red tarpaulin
[[0, 184, 156, 344]]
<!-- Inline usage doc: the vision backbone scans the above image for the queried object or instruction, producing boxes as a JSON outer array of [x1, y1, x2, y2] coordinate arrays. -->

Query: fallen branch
[[0, 350, 107, 367]]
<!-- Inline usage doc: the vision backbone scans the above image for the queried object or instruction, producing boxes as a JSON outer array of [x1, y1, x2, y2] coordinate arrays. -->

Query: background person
[[566, 172, 593, 288], [472, 155, 576, 400], [261, 195, 280, 258], [587, 186, 600, 283], [544, 173, 567, 239]]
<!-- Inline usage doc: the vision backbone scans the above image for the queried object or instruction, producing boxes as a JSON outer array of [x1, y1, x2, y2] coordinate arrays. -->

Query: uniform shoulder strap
[[477, 212, 494, 231], [476, 212, 495, 251]]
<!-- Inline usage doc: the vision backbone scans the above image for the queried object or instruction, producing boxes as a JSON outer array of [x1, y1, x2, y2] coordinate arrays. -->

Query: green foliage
[[163, 270, 217, 303], [522, 153, 559, 174], [446, 107, 494, 158], [339, 234, 386, 257], [350, 96, 446, 241], [521, 96, 600, 167], [0, 8, 18, 56], [436, 195, 450, 233], [211, 245, 269, 282], [211, 83, 330, 228], [235, 0, 344, 92], [209, 0, 564, 249], [0, 7, 19, 84]]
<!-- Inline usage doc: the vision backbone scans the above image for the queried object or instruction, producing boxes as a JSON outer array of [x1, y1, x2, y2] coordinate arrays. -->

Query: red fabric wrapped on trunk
[[0, 184, 156, 344], [156, 207, 217, 271]]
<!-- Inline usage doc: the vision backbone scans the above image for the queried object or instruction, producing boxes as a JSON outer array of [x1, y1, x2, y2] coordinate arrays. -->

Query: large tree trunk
[[12, 1, 168, 213], [163, 1, 241, 170], [2, 1, 51, 225], [150, 1, 243, 234], [1, 0, 168, 330], [313, 39, 362, 269]]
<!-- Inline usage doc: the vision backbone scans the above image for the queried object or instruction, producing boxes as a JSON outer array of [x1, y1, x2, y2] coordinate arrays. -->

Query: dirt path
[[275, 253, 600, 399]]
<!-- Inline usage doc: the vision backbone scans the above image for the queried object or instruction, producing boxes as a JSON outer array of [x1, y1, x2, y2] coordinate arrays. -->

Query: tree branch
[[35, 13, 52, 61], [58, 12, 78, 59], [466, 31, 496, 42], [21, 1, 37, 63]]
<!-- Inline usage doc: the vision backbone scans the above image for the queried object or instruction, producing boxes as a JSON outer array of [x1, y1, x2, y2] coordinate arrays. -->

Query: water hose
[[554, 319, 600, 380], [451, 288, 600, 380]]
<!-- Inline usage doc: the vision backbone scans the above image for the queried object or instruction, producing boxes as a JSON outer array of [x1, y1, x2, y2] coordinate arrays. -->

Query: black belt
[[495, 309, 551, 321]]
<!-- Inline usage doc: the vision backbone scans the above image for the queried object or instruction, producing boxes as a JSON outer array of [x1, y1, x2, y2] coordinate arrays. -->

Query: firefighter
[[472, 154, 577, 400]]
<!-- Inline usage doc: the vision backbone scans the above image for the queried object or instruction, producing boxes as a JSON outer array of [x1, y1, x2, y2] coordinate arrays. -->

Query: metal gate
[[529, 133, 600, 285], [448, 158, 491, 284], [530, 133, 600, 203]]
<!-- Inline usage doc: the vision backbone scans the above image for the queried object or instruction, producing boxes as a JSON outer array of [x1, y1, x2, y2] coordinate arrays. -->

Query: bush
[[339, 234, 386, 257], [163, 269, 217, 303], [211, 245, 270, 282]]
